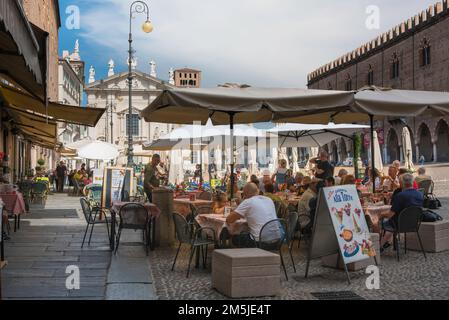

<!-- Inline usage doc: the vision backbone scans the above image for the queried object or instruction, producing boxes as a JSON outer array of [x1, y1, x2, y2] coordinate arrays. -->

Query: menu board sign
[[305, 185, 376, 282], [324, 185, 376, 264], [101, 167, 134, 209]]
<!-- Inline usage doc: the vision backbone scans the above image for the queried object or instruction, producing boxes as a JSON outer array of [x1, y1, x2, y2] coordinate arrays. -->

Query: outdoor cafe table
[[0, 192, 26, 232], [109, 202, 161, 251], [173, 198, 213, 216], [365, 204, 392, 234], [195, 214, 249, 240]]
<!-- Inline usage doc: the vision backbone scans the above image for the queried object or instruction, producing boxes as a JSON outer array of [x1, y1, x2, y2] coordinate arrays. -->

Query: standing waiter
[[144, 154, 161, 203]]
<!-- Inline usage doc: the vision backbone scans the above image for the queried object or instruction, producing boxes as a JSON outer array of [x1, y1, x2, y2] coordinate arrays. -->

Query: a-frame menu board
[[305, 185, 377, 283]]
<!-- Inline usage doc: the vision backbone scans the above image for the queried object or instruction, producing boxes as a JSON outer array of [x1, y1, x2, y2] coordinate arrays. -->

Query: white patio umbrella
[[168, 149, 184, 184], [268, 123, 369, 148], [77, 141, 119, 161], [372, 131, 384, 174], [402, 127, 415, 171]]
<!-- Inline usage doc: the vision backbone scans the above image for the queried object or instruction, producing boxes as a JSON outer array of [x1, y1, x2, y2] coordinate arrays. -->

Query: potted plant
[[37, 158, 46, 166]]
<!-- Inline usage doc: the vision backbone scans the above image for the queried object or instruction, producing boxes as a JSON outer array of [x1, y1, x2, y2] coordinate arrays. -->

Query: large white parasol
[[402, 127, 415, 171], [77, 141, 119, 161]]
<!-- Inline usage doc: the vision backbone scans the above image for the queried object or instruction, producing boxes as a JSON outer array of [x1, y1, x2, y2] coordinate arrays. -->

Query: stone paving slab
[[106, 283, 157, 300], [2, 193, 111, 300]]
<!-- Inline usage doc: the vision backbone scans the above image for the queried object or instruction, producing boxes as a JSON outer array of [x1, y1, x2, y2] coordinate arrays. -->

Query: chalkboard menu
[[101, 167, 134, 209]]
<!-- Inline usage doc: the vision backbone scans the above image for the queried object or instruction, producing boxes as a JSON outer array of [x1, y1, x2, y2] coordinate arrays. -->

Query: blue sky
[[58, 0, 439, 89]]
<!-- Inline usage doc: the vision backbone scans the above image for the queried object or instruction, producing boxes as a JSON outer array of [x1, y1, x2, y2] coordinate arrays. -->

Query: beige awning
[[0, 83, 106, 127], [142, 87, 355, 125], [6, 107, 58, 148], [277, 87, 449, 124], [0, 1, 46, 100]]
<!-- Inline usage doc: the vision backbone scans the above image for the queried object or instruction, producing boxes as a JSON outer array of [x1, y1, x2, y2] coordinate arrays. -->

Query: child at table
[[212, 192, 227, 215]]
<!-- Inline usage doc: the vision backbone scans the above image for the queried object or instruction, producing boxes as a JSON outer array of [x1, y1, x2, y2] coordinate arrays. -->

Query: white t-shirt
[[235, 196, 278, 241]]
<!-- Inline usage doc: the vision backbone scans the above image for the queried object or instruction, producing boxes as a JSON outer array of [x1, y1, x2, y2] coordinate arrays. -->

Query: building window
[[367, 65, 374, 86], [420, 38, 431, 67], [126, 114, 140, 136], [391, 53, 400, 79], [345, 75, 352, 91]]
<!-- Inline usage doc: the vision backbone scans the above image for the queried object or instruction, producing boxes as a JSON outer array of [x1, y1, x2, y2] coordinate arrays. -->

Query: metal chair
[[85, 184, 102, 206], [18, 180, 33, 212], [382, 206, 426, 262], [171, 212, 216, 278], [297, 213, 312, 249], [114, 203, 150, 255], [31, 182, 48, 204], [79, 198, 110, 248], [286, 211, 299, 273], [257, 218, 288, 280]]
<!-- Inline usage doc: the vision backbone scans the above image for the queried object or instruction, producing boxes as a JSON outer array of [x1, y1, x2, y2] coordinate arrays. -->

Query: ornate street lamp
[[127, 1, 153, 166]]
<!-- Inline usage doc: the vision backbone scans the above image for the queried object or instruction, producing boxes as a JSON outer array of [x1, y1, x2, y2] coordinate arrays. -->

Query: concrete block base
[[406, 220, 449, 253], [212, 249, 280, 298]]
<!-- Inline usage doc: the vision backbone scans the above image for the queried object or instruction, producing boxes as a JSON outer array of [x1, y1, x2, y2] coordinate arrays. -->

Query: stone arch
[[386, 128, 400, 164], [417, 123, 433, 163], [436, 119, 449, 162]]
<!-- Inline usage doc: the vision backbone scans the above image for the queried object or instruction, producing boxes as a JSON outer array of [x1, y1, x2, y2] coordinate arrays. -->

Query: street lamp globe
[[142, 20, 154, 33]]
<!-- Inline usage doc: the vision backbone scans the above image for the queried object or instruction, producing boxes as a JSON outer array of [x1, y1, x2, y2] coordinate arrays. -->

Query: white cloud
[[79, 0, 439, 87]]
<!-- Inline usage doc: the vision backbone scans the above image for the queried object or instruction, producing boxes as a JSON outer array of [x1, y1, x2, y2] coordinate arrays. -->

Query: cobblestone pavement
[[2, 193, 111, 300], [149, 170, 449, 300]]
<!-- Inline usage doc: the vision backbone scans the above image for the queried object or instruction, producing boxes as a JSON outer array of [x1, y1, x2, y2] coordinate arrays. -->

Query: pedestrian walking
[[56, 161, 67, 193]]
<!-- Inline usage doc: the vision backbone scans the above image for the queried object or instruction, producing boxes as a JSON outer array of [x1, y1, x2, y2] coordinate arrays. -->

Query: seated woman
[[212, 192, 228, 215], [381, 166, 399, 192]]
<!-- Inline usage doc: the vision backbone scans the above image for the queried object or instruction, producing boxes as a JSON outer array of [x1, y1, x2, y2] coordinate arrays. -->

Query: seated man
[[226, 182, 278, 245], [380, 173, 424, 251], [381, 166, 400, 192], [415, 167, 432, 185], [297, 179, 318, 228]]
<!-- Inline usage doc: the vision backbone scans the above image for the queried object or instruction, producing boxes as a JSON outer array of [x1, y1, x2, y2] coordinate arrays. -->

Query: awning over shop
[[0, 0, 45, 100], [6, 106, 58, 148], [0, 83, 106, 127]]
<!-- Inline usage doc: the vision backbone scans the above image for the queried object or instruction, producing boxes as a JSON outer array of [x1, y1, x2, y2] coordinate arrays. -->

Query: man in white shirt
[[226, 182, 278, 242]]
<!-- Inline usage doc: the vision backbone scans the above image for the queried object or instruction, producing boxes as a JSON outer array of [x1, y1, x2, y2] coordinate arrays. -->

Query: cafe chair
[[80, 198, 110, 248], [18, 180, 33, 212], [297, 214, 312, 249], [114, 203, 150, 255], [257, 218, 289, 280], [72, 178, 83, 196], [286, 211, 299, 273], [381, 206, 426, 262], [172, 212, 216, 278], [418, 180, 434, 199]]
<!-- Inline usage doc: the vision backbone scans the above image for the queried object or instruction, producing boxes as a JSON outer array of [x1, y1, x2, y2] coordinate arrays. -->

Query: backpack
[[421, 209, 443, 223]]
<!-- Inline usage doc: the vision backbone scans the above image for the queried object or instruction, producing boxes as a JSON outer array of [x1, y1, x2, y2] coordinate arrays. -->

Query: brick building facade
[[307, 1, 449, 165]]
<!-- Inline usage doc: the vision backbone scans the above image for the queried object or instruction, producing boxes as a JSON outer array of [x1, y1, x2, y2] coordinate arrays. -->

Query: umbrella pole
[[370, 115, 376, 194], [229, 112, 235, 200]]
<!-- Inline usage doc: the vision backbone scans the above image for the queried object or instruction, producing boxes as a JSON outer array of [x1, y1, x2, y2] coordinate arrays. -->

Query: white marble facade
[[84, 60, 176, 165]]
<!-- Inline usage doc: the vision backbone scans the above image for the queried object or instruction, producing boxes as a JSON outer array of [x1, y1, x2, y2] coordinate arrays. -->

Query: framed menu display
[[305, 185, 377, 283], [101, 167, 134, 209]]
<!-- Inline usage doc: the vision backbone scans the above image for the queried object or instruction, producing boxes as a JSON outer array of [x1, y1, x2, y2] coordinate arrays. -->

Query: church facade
[[307, 1, 449, 165], [84, 60, 178, 165]]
